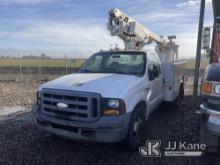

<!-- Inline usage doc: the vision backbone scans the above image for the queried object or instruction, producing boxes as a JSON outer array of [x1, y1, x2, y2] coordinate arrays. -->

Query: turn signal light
[[201, 82, 213, 94], [103, 109, 120, 116]]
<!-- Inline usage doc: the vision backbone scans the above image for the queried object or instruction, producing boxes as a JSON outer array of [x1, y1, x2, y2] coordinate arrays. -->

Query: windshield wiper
[[115, 71, 142, 76], [79, 69, 93, 73]]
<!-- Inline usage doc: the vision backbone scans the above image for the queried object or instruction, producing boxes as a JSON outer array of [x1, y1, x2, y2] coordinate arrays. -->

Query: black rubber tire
[[123, 106, 145, 151], [179, 83, 185, 103], [200, 120, 219, 153], [171, 83, 184, 108], [172, 95, 180, 108]]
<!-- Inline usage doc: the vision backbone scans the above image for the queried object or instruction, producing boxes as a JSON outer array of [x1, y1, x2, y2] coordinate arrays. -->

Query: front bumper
[[32, 104, 131, 143], [198, 104, 220, 135]]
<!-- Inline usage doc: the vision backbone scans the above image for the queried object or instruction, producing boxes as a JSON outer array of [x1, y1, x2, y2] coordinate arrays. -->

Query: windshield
[[79, 52, 146, 75]]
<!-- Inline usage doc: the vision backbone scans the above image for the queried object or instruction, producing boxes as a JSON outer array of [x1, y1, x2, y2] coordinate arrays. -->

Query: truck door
[[147, 53, 164, 112]]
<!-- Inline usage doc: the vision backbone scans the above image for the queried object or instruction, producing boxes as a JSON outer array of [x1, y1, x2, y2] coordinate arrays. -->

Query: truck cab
[[33, 50, 185, 150], [199, 63, 220, 153]]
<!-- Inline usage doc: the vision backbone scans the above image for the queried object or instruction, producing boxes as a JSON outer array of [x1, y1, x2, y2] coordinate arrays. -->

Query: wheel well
[[134, 101, 147, 118]]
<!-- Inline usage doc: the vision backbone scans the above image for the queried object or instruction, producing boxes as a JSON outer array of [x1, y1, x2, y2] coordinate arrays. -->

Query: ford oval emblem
[[57, 103, 68, 109]]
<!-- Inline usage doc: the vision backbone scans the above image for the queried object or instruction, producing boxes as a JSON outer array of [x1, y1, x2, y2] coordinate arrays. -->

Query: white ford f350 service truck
[[33, 9, 185, 150]]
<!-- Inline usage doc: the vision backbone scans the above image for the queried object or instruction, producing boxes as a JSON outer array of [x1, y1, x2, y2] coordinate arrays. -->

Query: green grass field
[[0, 58, 209, 69], [0, 58, 85, 67]]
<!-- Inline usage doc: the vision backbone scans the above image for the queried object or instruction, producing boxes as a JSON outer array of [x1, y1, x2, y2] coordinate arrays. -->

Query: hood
[[40, 73, 142, 98]]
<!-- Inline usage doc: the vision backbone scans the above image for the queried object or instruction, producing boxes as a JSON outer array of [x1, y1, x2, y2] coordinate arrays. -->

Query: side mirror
[[148, 64, 159, 81], [148, 64, 154, 81], [202, 27, 211, 52], [153, 65, 159, 77]]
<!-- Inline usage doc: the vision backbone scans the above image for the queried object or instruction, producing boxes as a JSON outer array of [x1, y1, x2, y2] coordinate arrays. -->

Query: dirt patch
[[0, 81, 41, 108]]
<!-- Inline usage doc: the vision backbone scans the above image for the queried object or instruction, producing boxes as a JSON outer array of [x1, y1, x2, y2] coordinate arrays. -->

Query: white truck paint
[[33, 50, 185, 149], [162, 61, 185, 102], [33, 9, 186, 150]]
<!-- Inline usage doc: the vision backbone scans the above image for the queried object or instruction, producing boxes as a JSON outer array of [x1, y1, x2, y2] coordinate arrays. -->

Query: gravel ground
[[0, 78, 219, 165], [0, 96, 219, 165]]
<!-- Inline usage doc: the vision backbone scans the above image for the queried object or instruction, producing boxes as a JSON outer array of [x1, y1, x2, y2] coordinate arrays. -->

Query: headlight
[[102, 98, 126, 116], [214, 84, 220, 95], [108, 99, 120, 108]]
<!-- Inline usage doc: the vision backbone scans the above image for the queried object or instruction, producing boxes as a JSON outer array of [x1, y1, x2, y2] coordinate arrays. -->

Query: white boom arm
[[107, 8, 165, 50], [107, 8, 179, 62]]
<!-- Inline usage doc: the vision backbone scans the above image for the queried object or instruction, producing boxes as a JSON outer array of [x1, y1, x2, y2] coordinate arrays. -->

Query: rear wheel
[[171, 83, 184, 108], [123, 106, 145, 151], [179, 83, 185, 103]]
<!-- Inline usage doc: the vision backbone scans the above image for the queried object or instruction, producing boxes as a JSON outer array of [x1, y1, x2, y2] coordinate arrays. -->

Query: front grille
[[40, 89, 100, 122]]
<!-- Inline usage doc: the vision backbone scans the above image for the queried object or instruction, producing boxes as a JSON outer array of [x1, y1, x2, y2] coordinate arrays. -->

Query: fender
[[121, 85, 151, 121]]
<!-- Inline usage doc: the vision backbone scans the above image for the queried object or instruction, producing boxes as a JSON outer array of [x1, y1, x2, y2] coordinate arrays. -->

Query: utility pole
[[64, 54, 68, 74], [193, 0, 206, 108]]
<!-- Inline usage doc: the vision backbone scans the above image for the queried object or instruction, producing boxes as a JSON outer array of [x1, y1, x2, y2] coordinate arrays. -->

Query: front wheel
[[123, 107, 145, 151]]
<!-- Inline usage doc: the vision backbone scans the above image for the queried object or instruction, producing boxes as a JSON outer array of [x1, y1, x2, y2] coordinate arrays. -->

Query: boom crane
[[107, 8, 179, 63]]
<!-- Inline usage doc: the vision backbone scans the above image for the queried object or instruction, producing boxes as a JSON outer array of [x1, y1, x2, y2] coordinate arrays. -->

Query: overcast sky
[[0, 0, 214, 58]]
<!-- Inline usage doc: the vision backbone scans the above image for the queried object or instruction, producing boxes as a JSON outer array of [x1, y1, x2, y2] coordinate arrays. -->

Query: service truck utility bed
[[162, 60, 186, 102]]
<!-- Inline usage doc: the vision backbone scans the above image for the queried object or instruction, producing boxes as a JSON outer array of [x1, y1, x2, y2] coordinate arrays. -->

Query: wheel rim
[[133, 118, 144, 143]]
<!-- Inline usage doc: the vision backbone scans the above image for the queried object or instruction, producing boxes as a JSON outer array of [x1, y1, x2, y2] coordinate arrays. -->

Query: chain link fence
[[0, 51, 86, 110], [0, 49, 207, 110]]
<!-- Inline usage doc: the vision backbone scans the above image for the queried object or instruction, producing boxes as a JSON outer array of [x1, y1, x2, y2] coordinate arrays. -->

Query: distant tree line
[[0, 53, 50, 59], [0, 56, 10, 59], [22, 53, 50, 59]]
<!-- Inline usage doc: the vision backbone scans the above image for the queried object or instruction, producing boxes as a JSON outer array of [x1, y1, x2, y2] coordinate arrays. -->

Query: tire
[[200, 119, 219, 153], [179, 83, 184, 103], [171, 83, 184, 108], [172, 95, 180, 108], [123, 106, 145, 151]]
